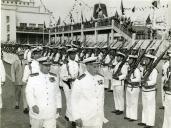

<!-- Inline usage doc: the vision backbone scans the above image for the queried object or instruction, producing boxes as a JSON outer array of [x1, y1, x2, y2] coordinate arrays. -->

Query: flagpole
[[43, 25, 45, 45]]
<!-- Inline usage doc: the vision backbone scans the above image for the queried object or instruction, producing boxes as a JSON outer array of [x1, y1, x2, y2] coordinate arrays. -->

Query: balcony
[[16, 26, 50, 34]]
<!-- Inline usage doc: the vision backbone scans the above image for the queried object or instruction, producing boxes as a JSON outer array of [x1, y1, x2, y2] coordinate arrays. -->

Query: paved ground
[[1, 61, 165, 128]]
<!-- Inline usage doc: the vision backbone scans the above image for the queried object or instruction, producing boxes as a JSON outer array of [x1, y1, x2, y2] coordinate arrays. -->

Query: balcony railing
[[16, 26, 49, 33]]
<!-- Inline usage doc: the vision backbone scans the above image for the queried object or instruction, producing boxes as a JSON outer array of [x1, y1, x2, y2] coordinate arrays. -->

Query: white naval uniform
[[60, 59, 80, 121], [102, 54, 111, 89], [22, 60, 40, 83], [161, 61, 169, 107], [162, 90, 171, 128], [26, 72, 62, 128], [71, 71, 106, 128], [126, 68, 141, 120], [0, 60, 6, 108], [112, 62, 128, 111], [141, 68, 158, 126]]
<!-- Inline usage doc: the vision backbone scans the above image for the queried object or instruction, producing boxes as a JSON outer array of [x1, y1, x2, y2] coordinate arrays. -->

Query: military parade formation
[[0, 38, 171, 128]]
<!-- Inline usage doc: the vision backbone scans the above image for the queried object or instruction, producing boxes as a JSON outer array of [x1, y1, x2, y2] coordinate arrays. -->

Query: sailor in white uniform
[[138, 54, 158, 128], [125, 55, 141, 121], [112, 51, 128, 115], [60, 48, 80, 121], [162, 50, 171, 128]]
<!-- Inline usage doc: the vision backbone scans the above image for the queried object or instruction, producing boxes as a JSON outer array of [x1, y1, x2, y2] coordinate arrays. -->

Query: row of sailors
[[1, 45, 171, 128]]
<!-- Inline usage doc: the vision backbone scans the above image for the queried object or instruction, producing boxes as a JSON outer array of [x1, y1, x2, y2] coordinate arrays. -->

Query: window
[[20, 23, 27, 27], [29, 23, 36, 28], [7, 34, 10, 41], [38, 24, 43, 28], [7, 25, 10, 32], [6, 16, 10, 23]]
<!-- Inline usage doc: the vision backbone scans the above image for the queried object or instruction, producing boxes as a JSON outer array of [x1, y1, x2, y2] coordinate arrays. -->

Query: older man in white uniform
[[26, 57, 62, 128], [71, 57, 107, 128]]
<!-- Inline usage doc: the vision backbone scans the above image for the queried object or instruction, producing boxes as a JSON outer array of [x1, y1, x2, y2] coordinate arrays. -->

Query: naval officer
[[71, 57, 107, 128], [26, 56, 62, 128]]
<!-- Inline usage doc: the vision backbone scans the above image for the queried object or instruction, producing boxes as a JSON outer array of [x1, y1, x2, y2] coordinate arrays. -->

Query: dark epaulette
[[49, 72, 57, 77], [96, 72, 104, 77], [77, 73, 86, 80], [30, 73, 39, 77]]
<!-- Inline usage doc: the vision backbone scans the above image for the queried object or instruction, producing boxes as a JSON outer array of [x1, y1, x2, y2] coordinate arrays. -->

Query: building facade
[[1, 0, 51, 44]]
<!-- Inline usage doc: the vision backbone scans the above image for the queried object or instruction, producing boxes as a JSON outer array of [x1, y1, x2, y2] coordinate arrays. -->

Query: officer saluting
[[25, 56, 62, 128], [71, 57, 108, 128]]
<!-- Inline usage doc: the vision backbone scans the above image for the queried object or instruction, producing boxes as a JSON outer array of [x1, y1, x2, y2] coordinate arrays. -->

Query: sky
[[32, 0, 170, 27]]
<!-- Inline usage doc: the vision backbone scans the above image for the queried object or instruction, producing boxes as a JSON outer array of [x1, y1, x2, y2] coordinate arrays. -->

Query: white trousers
[[76, 126, 102, 128], [113, 85, 124, 111], [126, 86, 140, 120], [161, 77, 165, 106], [62, 82, 72, 121], [0, 85, 2, 108], [142, 91, 156, 126], [30, 117, 56, 128], [162, 93, 171, 128]]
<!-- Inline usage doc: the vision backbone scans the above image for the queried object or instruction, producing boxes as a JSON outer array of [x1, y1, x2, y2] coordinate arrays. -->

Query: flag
[[70, 12, 73, 23], [146, 15, 152, 25], [43, 21, 46, 29], [81, 11, 84, 23], [132, 6, 135, 12], [120, 0, 124, 15], [63, 21, 67, 26], [115, 11, 119, 18], [57, 17, 61, 26], [152, 0, 158, 8]]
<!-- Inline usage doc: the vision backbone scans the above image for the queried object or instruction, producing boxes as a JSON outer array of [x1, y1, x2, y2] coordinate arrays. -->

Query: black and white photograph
[[0, 0, 171, 128]]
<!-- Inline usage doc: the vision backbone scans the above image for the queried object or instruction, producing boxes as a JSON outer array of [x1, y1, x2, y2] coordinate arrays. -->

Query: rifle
[[126, 40, 154, 80], [142, 44, 171, 86], [149, 40, 157, 48], [110, 40, 119, 48], [153, 40, 164, 55], [137, 40, 145, 51], [112, 40, 139, 78], [163, 59, 171, 91]]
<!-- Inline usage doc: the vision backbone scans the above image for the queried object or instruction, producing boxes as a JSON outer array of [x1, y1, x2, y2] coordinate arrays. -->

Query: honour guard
[[125, 54, 141, 121], [138, 53, 158, 128], [60, 48, 80, 121], [71, 57, 107, 128], [162, 50, 171, 128], [22, 47, 42, 83], [160, 55, 169, 109], [26, 57, 62, 128], [112, 51, 128, 115]]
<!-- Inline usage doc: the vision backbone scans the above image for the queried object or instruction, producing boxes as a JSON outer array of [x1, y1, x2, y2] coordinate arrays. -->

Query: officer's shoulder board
[[77, 73, 86, 80], [96, 72, 104, 77], [30, 73, 39, 77], [49, 72, 57, 77]]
